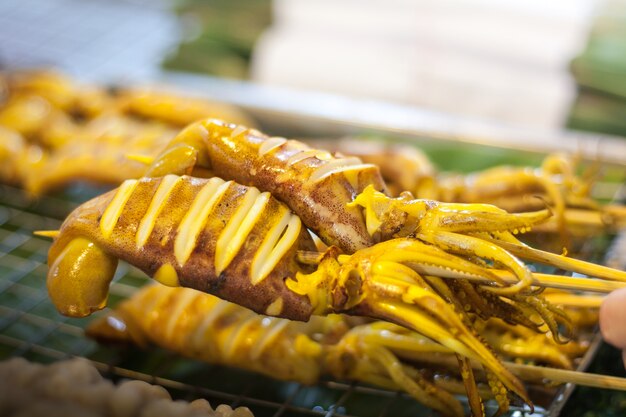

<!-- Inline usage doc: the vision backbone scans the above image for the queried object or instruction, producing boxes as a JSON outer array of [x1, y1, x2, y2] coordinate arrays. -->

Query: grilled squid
[[88, 286, 588, 417], [86, 285, 465, 417], [45, 174, 541, 412], [43, 123, 626, 416], [142, 120, 626, 291]]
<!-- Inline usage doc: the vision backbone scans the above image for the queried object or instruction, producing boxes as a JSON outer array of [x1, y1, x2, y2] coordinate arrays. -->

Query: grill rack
[[0, 0, 624, 414], [0, 181, 579, 417]]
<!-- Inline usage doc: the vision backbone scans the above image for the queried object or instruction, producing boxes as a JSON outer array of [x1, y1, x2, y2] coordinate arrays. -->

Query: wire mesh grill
[[0, 0, 623, 414], [0, 181, 573, 417]]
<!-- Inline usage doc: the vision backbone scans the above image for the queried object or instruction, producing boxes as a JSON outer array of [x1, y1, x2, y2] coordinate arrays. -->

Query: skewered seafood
[[45, 173, 554, 412], [0, 71, 254, 193], [42, 176, 622, 414], [142, 120, 625, 286], [117, 88, 254, 128], [87, 285, 591, 416], [25, 114, 178, 195], [42, 122, 626, 415], [0, 92, 79, 149], [0, 71, 110, 149], [1, 70, 111, 117], [143, 119, 387, 253], [0, 126, 30, 185], [87, 285, 465, 417]]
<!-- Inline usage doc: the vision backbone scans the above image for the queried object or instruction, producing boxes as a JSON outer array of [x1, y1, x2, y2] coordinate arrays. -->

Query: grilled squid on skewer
[[45, 174, 545, 414], [86, 285, 466, 417], [43, 124, 626, 416], [143, 120, 626, 290], [88, 286, 590, 417]]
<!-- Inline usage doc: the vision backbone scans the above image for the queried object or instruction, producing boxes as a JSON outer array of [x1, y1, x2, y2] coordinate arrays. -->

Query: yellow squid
[[87, 285, 589, 417], [42, 120, 626, 416], [0, 71, 255, 194], [87, 285, 465, 417]]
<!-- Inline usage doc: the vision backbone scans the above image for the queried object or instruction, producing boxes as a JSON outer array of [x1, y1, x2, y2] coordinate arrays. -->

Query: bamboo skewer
[[488, 239, 626, 282], [408, 352, 626, 392], [529, 207, 626, 233], [506, 362, 626, 391]]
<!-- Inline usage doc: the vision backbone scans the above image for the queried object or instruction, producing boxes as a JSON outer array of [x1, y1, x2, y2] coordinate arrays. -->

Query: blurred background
[[1, 0, 626, 140]]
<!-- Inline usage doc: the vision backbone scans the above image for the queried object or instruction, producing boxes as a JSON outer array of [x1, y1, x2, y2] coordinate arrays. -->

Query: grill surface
[[0, 2, 622, 413]]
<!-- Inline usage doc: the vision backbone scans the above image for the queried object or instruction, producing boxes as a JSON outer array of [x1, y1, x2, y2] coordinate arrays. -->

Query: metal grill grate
[[0, 182, 569, 417], [0, 0, 623, 414]]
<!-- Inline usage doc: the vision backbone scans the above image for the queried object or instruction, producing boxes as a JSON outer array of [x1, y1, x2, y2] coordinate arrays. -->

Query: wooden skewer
[[33, 230, 60, 238], [506, 362, 626, 391], [297, 250, 626, 293], [544, 207, 626, 229], [489, 239, 626, 282], [410, 352, 626, 391]]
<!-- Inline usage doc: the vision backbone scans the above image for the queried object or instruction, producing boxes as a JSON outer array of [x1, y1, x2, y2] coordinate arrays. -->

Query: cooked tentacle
[[326, 140, 625, 249], [286, 239, 531, 405], [329, 325, 464, 417], [457, 354, 485, 417], [351, 185, 626, 289], [479, 321, 574, 369]]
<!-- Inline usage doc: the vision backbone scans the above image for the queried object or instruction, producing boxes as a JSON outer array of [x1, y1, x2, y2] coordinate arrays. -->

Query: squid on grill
[[0, 126, 33, 186], [24, 114, 179, 195], [0, 71, 111, 149], [87, 285, 466, 417], [116, 88, 255, 128], [43, 120, 626, 416], [87, 285, 589, 417], [0, 71, 254, 194]]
